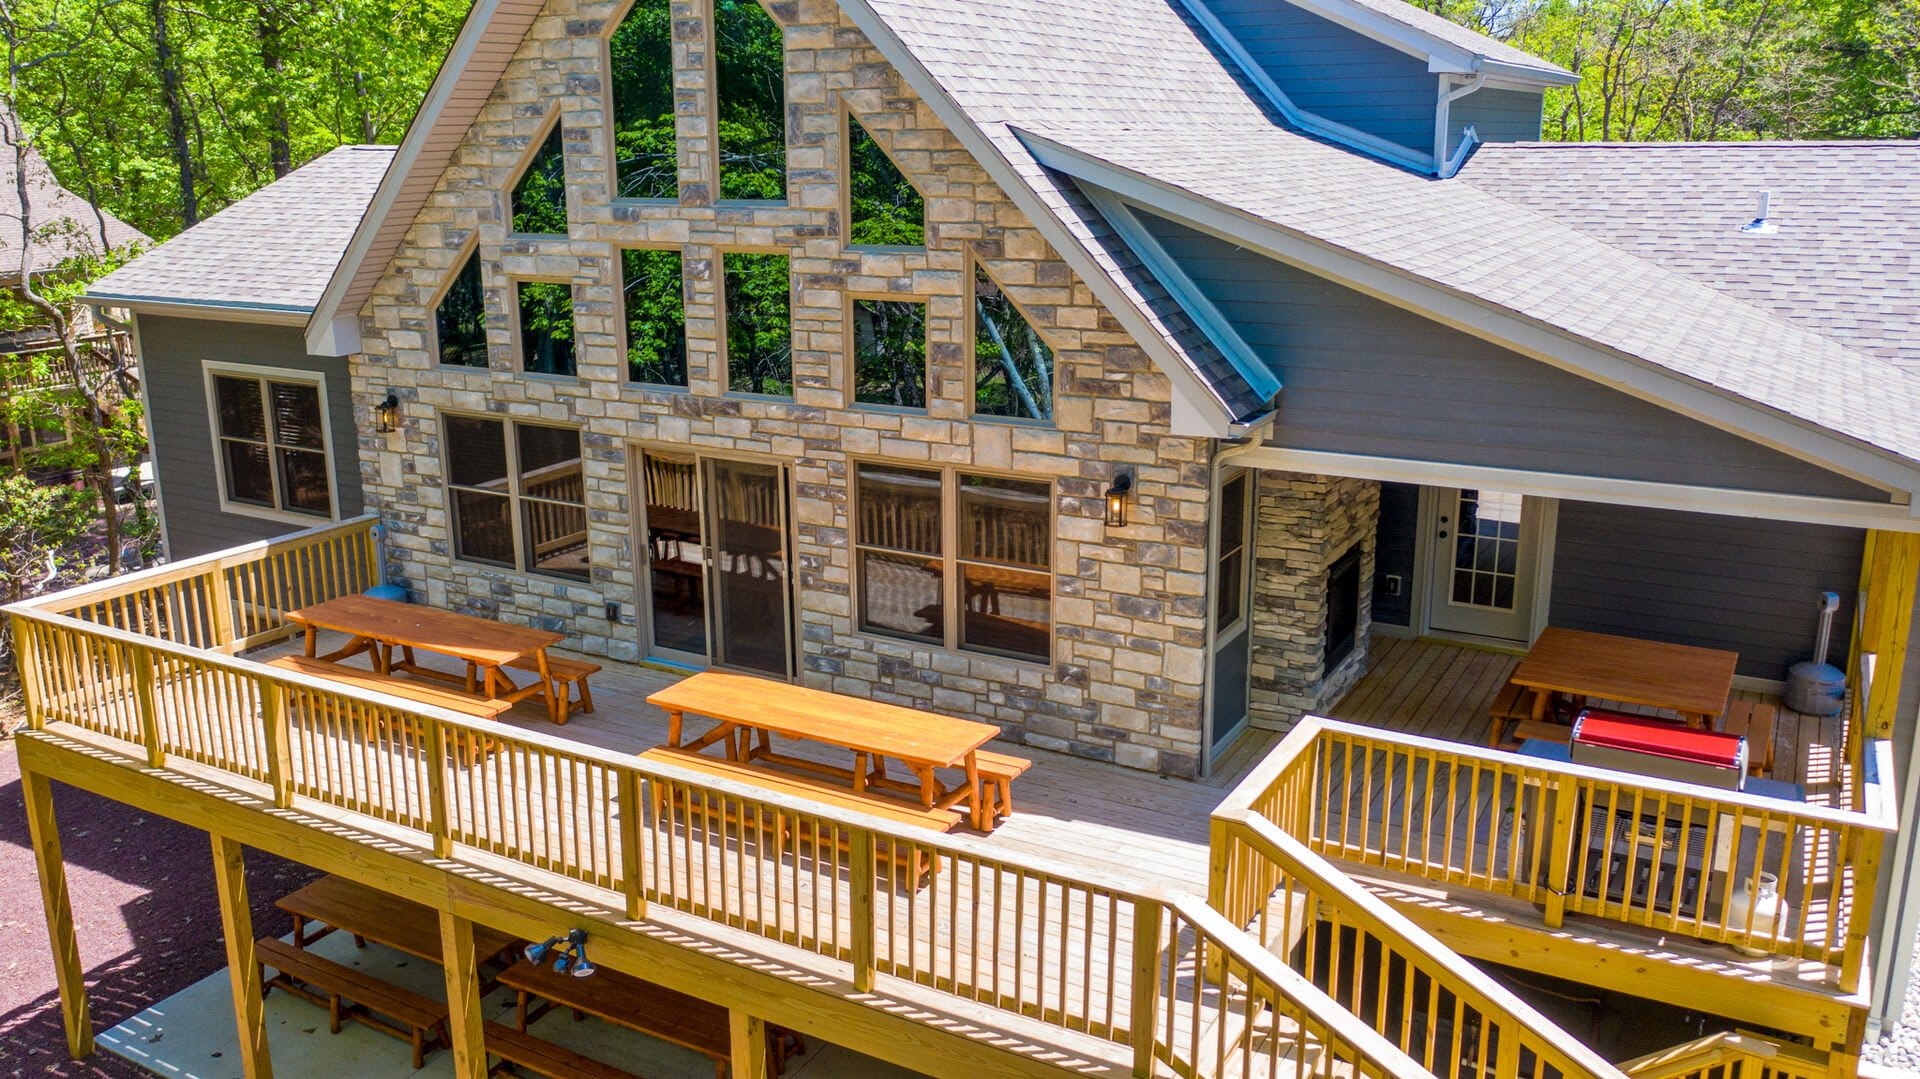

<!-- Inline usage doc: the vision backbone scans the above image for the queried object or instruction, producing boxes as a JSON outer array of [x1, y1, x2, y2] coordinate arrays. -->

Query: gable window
[[445, 415, 588, 581], [511, 123, 569, 234], [205, 365, 335, 522], [623, 248, 688, 386], [973, 264, 1053, 422], [852, 298, 926, 409], [855, 462, 1052, 663], [722, 252, 791, 396], [608, 0, 677, 199], [847, 114, 924, 245], [517, 281, 576, 377], [715, 0, 785, 200], [437, 252, 488, 367]]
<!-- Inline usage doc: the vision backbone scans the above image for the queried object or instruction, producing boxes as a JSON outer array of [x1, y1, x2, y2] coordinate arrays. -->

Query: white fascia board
[[1021, 131, 1920, 499], [1222, 446, 1920, 532], [1170, 0, 1437, 175], [834, 0, 1237, 439], [309, 314, 363, 357], [83, 294, 310, 327], [1080, 185, 1282, 402], [302, 0, 503, 356]]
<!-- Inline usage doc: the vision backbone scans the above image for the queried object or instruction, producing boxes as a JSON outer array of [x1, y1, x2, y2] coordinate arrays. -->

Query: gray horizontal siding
[[139, 315, 364, 559], [1200, 0, 1437, 156], [1371, 481, 1418, 627], [1450, 87, 1542, 149], [1136, 209, 1887, 501], [1550, 502, 1862, 680]]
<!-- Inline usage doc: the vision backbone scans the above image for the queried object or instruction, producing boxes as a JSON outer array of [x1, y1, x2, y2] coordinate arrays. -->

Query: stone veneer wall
[[1246, 473, 1380, 729], [347, 0, 1218, 775]]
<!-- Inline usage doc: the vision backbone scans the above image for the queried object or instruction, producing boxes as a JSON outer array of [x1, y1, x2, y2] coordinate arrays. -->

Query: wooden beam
[[16, 732, 1123, 1079], [21, 768, 93, 1058], [210, 834, 272, 1079], [729, 1008, 770, 1079], [1864, 530, 1920, 738], [437, 911, 487, 1079]]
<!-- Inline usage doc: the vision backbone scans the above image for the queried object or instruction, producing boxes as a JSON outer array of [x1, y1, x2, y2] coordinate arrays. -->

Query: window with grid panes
[[445, 416, 589, 581], [208, 370, 333, 518], [854, 463, 1052, 663]]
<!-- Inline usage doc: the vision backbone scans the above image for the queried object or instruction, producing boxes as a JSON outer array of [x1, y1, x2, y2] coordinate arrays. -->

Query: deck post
[[1130, 897, 1165, 1077], [133, 644, 164, 768], [210, 833, 272, 1079], [728, 1008, 770, 1078], [1541, 775, 1575, 929], [259, 679, 293, 808], [425, 722, 452, 858], [22, 768, 93, 1058], [1863, 530, 1919, 739], [206, 568, 236, 648], [437, 910, 487, 1079], [849, 830, 876, 992], [617, 768, 645, 919]]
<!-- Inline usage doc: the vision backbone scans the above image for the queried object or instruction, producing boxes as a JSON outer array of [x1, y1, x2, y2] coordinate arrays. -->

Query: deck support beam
[[22, 768, 93, 1059], [438, 911, 488, 1079], [210, 833, 272, 1079], [729, 1008, 770, 1078]]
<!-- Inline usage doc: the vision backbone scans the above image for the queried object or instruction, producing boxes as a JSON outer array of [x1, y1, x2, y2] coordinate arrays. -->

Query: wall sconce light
[[374, 391, 400, 433], [523, 929, 596, 978], [1104, 471, 1133, 528]]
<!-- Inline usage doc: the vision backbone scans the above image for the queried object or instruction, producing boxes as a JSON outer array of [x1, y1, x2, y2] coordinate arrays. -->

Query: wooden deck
[[1335, 637, 1847, 802]]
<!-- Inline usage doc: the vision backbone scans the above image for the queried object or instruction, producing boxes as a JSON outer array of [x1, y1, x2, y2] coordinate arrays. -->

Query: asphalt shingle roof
[[1, 142, 146, 281], [88, 145, 393, 314], [1458, 141, 1920, 374], [1322, 0, 1572, 79], [862, 0, 1920, 467]]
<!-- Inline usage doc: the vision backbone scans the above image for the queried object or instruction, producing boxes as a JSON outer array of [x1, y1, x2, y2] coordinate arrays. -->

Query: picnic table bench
[[266, 654, 515, 719], [277, 875, 520, 978], [483, 1020, 639, 1079], [256, 936, 450, 1068]]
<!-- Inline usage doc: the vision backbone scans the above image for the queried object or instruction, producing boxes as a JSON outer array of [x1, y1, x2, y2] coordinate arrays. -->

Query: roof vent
[[1739, 191, 1778, 235]]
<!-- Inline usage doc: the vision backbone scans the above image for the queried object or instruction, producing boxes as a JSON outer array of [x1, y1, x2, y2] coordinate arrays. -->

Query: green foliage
[[437, 252, 488, 367], [723, 252, 790, 396], [714, 0, 786, 200], [623, 249, 687, 385], [517, 281, 575, 377], [848, 116, 924, 246], [0, 470, 92, 603], [852, 299, 926, 408], [12, 0, 469, 240], [973, 266, 1053, 421], [610, 0, 678, 199], [512, 126, 570, 234]]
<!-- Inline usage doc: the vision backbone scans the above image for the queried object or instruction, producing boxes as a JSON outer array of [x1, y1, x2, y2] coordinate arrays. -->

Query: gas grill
[[1570, 709, 1747, 792]]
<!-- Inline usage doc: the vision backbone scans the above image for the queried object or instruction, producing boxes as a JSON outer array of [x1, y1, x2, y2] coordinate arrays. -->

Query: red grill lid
[[1571, 709, 1744, 768]]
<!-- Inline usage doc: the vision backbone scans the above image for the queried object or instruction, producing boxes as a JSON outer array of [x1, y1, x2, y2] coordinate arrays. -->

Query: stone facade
[[1246, 473, 1380, 729], [348, 0, 1218, 775]]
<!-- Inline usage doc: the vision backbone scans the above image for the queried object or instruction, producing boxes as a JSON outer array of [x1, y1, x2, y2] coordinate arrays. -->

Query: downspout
[[1433, 73, 1488, 176]]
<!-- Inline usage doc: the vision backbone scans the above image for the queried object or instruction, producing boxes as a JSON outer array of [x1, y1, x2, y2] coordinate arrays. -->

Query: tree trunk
[[258, 0, 292, 176], [150, 0, 198, 225]]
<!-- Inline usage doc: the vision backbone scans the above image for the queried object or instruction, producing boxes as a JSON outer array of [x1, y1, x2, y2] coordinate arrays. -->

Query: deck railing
[[1616, 1032, 1829, 1079], [8, 518, 1430, 1078], [1219, 715, 1896, 994]]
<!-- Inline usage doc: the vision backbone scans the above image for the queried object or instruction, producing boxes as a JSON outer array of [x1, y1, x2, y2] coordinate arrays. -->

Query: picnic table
[[277, 875, 520, 969], [287, 595, 564, 721], [1510, 627, 1740, 730], [648, 671, 1000, 829]]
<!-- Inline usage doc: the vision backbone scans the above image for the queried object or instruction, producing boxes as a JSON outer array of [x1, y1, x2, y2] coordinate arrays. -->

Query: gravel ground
[[0, 739, 321, 1077], [1865, 926, 1920, 1074]]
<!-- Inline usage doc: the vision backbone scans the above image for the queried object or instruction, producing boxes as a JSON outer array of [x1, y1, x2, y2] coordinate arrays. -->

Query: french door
[[638, 450, 794, 677], [1425, 487, 1543, 644]]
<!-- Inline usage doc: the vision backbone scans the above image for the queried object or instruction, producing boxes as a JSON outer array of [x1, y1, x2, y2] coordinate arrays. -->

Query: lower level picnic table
[[647, 670, 1000, 829], [278, 875, 520, 972]]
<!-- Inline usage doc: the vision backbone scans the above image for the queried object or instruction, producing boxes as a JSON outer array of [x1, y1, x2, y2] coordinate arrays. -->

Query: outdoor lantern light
[[1104, 471, 1133, 528], [523, 935, 563, 966], [524, 929, 597, 977], [565, 928, 596, 978], [374, 391, 401, 433]]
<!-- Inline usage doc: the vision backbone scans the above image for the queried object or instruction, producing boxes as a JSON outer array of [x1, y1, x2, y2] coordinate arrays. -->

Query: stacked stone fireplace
[[1247, 473, 1381, 729]]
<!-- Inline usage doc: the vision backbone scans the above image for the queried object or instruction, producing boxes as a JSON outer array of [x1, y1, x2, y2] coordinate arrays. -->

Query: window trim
[[846, 291, 931, 413], [200, 360, 341, 527], [850, 457, 1056, 666], [430, 241, 492, 370], [967, 255, 1059, 428], [509, 276, 583, 380], [716, 247, 796, 400], [616, 244, 691, 390], [440, 410, 592, 583]]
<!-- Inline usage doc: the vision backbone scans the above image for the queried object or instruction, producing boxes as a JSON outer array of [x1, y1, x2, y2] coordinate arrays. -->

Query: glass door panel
[[1209, 469, 1253, 756], [641, 452, 707, 660], [705, 458, 792, 677], [1427, 487, 1538, 642]]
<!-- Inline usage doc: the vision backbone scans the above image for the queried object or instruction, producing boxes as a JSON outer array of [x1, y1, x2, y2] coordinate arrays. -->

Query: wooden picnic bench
[[483, 1020, 638, 1079], [498, 955, 802, 1079], [266, 654, 515, 719], [969, 749, 1034, 823], [507, 652, 600, 722], [277, 875, 520, 980], [1718, 697, 1779, 776], [257, 936, 450, 1068]]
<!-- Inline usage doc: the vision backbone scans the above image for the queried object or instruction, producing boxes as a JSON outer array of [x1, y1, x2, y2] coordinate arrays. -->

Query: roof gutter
[[1433, 73, 1487, 173], [81, 292, 312, 327]]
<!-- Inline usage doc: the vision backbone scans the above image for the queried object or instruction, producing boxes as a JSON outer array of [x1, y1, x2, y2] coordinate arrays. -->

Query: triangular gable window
[[973, 264, 1053, 422], [437, 252, 488, 367], [511, 124, 569, 234], [848, 114, 924, 246]]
